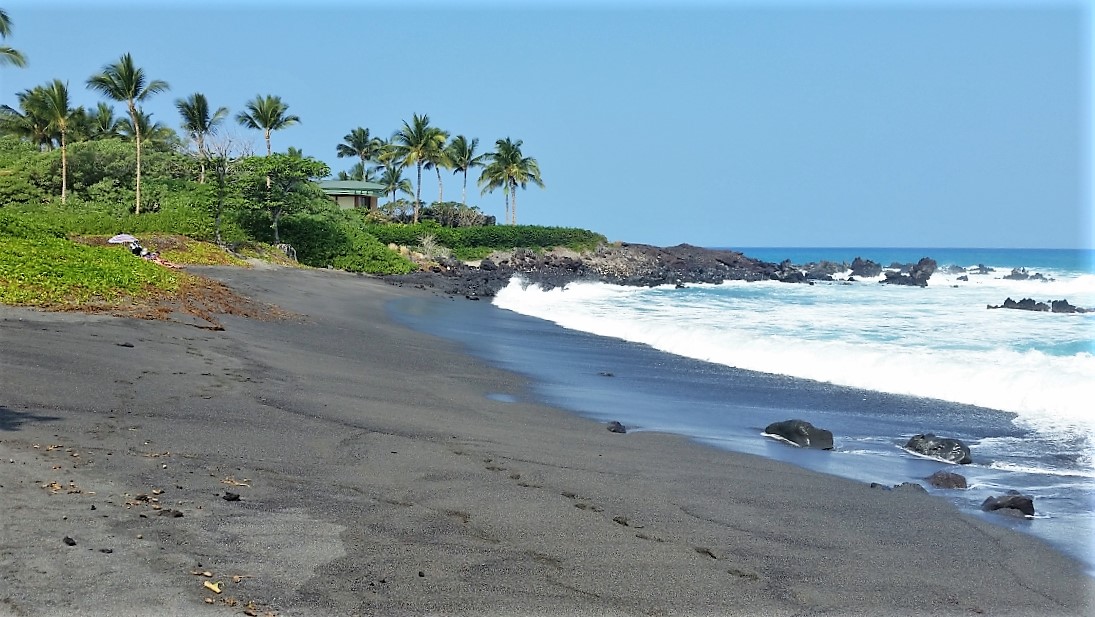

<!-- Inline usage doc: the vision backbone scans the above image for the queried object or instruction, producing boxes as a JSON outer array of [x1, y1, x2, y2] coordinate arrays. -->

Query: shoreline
[[2, 265, 1093, 616], [390, 284, 1095, 572]]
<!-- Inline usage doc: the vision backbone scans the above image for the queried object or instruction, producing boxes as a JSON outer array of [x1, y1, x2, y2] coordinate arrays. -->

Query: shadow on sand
[[0, 405, 61, 431]]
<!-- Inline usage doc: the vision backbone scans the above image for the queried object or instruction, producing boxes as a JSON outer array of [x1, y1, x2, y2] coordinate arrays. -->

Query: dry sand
[[1, 266, 1092, 616]]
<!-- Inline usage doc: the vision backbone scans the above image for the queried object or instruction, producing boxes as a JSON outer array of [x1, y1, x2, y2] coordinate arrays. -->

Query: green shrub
[[0, 236, 179, 306], [280, 211, 415, 275], [0, 210, 66, 239], [363, 222, 605, 252]]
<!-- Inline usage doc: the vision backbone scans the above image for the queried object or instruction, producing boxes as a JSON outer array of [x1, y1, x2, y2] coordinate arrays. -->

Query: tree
[[0, 8, 26, 67], [336, 161, 378, 182], [479, 137, 544, 225], [391, 113, 446, 224], [205, 133, 250, 244], [336, 127, 382, 179], [40, 80, 74, 203], [237, 152, 328, 243], [422, 126, 450, 205], [377, 164, 412, 206], [86, 102, 122, 140], [87, 53, 169, 214], [446, 135, 484, 206], [0, 86, 54, 150], [236, 94, 299, 156], [176, 92, 228, 183], [117, 109, 176, 151]]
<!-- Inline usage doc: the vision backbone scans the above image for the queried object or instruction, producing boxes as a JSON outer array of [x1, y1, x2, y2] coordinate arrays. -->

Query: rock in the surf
[[904, 434, 972, 464], [849, 257, 882, 278], [981, 490, 1035, 517], [763, 420, 834, 450], [880, 257, 937, 287], [606, 421, 627, 434], [926, 470, 968, 489]]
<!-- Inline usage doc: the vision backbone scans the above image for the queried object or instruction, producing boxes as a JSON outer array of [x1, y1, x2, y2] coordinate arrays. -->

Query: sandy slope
[[1, 266, 1091, 616]]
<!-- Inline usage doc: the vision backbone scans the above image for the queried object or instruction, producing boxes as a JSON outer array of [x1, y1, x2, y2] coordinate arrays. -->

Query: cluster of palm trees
[[2, 22, 544, 225], [336, 113, 543, 225]]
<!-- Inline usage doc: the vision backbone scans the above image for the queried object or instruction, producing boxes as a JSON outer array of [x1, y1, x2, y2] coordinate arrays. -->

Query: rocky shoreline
[[383, 243, 947, 297]]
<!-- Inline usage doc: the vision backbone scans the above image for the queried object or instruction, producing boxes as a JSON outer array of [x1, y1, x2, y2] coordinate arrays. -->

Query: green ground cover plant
[[0, 234, 179, 307]]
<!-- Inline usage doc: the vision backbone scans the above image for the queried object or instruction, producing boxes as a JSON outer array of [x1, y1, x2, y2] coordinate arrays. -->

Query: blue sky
[[1, 0, 1090, 249]]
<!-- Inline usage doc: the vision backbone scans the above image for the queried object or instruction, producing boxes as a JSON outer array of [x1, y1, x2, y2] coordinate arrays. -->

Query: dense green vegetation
[[0, 6, 604, 310], [0, 210, 180, 306]]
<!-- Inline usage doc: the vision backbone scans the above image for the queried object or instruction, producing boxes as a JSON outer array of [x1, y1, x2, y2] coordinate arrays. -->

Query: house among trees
[[319, 180, 385, 211]]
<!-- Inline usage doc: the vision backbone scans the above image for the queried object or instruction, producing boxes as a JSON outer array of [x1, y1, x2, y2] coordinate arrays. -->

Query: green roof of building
[[319, 180, 386, 196]]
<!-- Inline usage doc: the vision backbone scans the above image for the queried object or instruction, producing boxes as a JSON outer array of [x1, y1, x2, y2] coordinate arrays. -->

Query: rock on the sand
[[981, 491, 1035, 517], [763, 420, 834, 450], [904, 434, 972, 464], [926, 470, 968, 489]]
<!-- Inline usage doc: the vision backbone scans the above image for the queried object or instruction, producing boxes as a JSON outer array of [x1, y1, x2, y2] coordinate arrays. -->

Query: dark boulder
[[970, 264, 994, 275], [957, 275, 968, 282], [904, 434, 972, 464], [892, 482, 927, 493], [981, 490, 1034, 517], [881, 258, 937, 287], [772, 260, 806, 284], [1051, 299, 1088, 314], [850, 257, 882, 278], [606, 421, 627, 434], [926, 470, 968, 489], [764, 420, 834, 450], [1003, 267, 1031, 280], [988, 297, 1049, 312], [944, 264, 967, 275]]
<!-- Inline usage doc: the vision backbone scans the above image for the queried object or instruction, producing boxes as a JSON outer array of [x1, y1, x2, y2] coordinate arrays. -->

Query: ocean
[[390, 247, 1095, 573]]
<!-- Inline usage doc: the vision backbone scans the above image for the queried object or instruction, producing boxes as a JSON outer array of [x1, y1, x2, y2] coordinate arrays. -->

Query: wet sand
[[2, 266, 1092, 616]]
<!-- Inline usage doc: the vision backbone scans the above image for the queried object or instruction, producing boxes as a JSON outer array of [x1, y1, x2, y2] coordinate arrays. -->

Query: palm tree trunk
[[129, 103, 141, 215], [414, 162, 423, 224], [197, 135, 206, 184], [264, 129, 272, 189], [436, 166, 443, 204], [461, 170, 467, 206], [511, 184, 517, 225], [60, 131, 67, 204]]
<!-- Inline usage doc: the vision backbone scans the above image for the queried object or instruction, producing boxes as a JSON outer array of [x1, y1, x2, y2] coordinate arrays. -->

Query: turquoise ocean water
[[393, 247, 1095, 573]]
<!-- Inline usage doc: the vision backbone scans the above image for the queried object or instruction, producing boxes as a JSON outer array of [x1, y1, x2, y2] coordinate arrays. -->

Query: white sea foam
[[493, 274, 1095, 456]]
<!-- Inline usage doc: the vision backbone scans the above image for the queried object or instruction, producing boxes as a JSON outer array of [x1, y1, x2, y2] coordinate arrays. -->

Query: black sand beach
[[2, 266, 1092, 616]]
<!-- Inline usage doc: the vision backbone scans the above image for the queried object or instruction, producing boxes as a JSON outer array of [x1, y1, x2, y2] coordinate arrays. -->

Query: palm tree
[[336, 127, 382, 178], [391, 113, 447, 223], [377, 164, 412, 207], [446, 135, 484, 206], [336, 161, 378, 182], [422, 126, 450, 205], [40, 80, 74, 203], [87, 53, 169, 214], [176, 93, 228, 183], [118, 109, 174, 149], [236, 94, 299, 156], [1, 8, 26, 67], [0, 86, 53, 150], [87, 102, 122, 139], [479, 137, 544, 225]]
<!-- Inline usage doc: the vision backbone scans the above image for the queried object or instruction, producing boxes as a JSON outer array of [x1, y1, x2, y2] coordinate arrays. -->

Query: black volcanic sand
[[1, 266, 1092, 616]]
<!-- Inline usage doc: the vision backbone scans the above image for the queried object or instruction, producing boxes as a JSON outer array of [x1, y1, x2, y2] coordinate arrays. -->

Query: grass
[[72, 234, 251, 267], [0, 236, 181, 308]]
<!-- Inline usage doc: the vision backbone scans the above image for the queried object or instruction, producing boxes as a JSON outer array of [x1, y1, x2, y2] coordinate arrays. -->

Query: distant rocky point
[[383, 244, 954, 297], [987, 298, 1089, 313]]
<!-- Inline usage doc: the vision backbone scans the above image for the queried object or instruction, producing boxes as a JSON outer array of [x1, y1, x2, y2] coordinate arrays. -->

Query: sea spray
[[493, 264, 1095, 470]]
